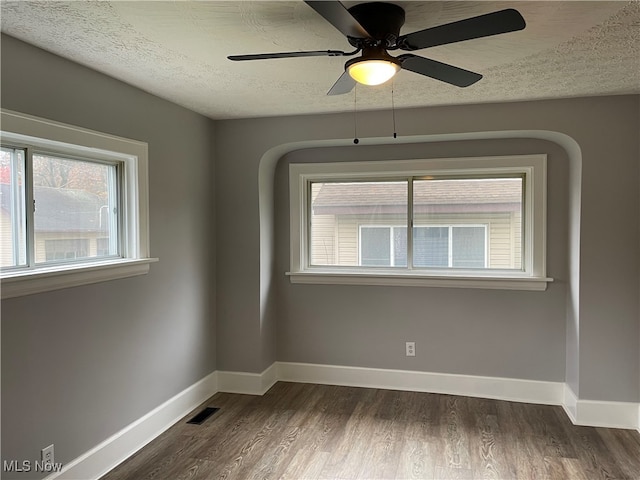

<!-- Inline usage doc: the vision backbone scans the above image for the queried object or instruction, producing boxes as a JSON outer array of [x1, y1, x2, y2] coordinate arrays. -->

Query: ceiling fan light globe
[[347, 60, 399, 86]]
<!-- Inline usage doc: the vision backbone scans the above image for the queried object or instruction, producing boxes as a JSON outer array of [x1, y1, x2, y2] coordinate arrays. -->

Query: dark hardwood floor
[[101, 382, 640, 480]]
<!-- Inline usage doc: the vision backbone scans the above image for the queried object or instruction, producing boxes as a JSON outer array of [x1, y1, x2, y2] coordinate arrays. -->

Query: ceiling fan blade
[[398, 9, 525, 51], [228, 50, 353, 61], [305, 1, 371, 39], [398, 54, 482, 87], [327, 70, 356, 96]]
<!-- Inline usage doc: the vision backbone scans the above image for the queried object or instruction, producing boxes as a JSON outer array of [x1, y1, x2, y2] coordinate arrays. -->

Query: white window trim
[[0, 109, 157, 298], [288, 155, 552, 291]]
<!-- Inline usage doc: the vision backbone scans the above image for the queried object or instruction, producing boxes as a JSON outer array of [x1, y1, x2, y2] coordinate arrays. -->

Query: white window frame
[[288, 155, 551, 291], [1, 109, 157, 299]]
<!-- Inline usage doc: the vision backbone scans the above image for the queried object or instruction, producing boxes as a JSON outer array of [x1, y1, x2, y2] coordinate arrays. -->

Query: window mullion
[[9, 149, 21, 266], [448, 226, 454, 268], [484, 225, 489, 268], [307, 180, 313, 268], [109, 164, 120, 257], [24, 148, 36, 268], [407, 178, 413, 270]]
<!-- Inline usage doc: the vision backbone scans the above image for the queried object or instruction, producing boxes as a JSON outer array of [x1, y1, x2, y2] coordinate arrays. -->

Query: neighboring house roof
[[313, 179, 522, 215], [0, 183, 109, 233]]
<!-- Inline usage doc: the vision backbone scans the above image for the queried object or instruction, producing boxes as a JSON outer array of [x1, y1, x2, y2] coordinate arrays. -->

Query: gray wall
[[1, 35, 216, 479], [215, 95, 640, 403], [275, 139, 568, 380], [574, 97, 639, 401]]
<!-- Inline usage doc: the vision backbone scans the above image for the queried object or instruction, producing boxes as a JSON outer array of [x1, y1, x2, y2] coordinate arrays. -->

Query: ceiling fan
[[228, 1, 526, 95]]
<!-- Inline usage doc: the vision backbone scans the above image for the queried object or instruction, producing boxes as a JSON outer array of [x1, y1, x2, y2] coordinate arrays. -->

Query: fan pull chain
[[391, 80, 397, 139], [353, 83, 359, 144]]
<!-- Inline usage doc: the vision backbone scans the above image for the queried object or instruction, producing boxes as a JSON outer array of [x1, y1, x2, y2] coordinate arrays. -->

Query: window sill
[[286, 271, 553, 291], [1, 258, 159, 299]]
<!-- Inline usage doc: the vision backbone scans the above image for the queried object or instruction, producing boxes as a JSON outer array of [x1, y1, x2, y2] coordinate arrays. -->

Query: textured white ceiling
[[1, 1, 639, 119]]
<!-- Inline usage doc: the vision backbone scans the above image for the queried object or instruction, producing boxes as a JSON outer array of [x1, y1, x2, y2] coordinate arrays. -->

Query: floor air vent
[[187, 407, 219, 425]]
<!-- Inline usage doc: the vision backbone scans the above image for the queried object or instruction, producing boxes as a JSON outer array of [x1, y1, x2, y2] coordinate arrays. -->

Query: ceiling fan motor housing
[[345, 44, 400, 70], [347, 2, 406, 47]]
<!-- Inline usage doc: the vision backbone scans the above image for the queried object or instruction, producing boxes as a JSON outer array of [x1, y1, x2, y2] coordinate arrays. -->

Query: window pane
[[97, 237, 110, 256], [361, 227, 390, 266], [33, 154, 118, 264], [0, 147, 27, 268], [414, 227, 448, 267], [45, 239, 90, 261], [413, 177, 522, 270], [452, 226, 486, 268], [393, 227, 407, 267], [310, 181, 407, 267]]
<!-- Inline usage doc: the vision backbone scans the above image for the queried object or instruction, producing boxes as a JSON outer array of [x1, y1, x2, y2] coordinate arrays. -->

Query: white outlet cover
[[41, 444, 54, 464], [406, 342, 416, 356]]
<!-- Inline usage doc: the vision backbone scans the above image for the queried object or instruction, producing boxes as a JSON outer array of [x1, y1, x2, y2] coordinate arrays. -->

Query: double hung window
[[1, 109, 153, 298], [289, 155, 549, 290], [1, 149, 120, 268]]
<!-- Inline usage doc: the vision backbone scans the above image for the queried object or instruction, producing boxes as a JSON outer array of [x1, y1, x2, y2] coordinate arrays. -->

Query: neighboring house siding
[[483, 211, 521, 268], [34, 232, 104, 263], [1, 209, 14, 267], [337, 215, 358, 264], [1, 222, 105, 265], [310, 214, 336, 265], [513, 210, 522, 268]]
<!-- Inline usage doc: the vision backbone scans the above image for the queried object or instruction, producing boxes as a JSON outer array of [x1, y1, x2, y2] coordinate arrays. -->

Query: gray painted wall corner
[[1, 35, 217, 479]]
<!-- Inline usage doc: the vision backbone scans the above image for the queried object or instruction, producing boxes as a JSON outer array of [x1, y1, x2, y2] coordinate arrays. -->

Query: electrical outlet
[[406, 341, 415, 357], [41, 444, 54, 466]]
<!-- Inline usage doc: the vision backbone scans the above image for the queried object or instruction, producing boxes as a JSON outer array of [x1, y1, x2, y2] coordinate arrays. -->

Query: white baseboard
[[575, 399, 639, 430], [562, 384, 639, 430], [45, 371, 218, 480], [276, 361, 564, 406], [217, 363, 278, 395], [562, 383, 579, 423], [277, 362, 640, 430]]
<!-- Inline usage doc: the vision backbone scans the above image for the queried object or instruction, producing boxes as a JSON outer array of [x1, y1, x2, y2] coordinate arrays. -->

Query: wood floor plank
[[507, 435, 552, 480], [355, 417, 404, 479], [395, 439, 437, 479], [190, 404, 271, 463], [101, 434, 208, 480], [317, 397, 379, 480], [565, 425, 627, 480], [173, 459, 222, 480], [560, 457, 593, 480], [212, 409, 295, 480], [470, 413, 517, 480], [100, 382, 640, 480], [279, 447, 330, 480], [438, 395, 473, 470], [596, 427, 640, 479], [433, 465, 474, 479], [543, 456, 570, 480]]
